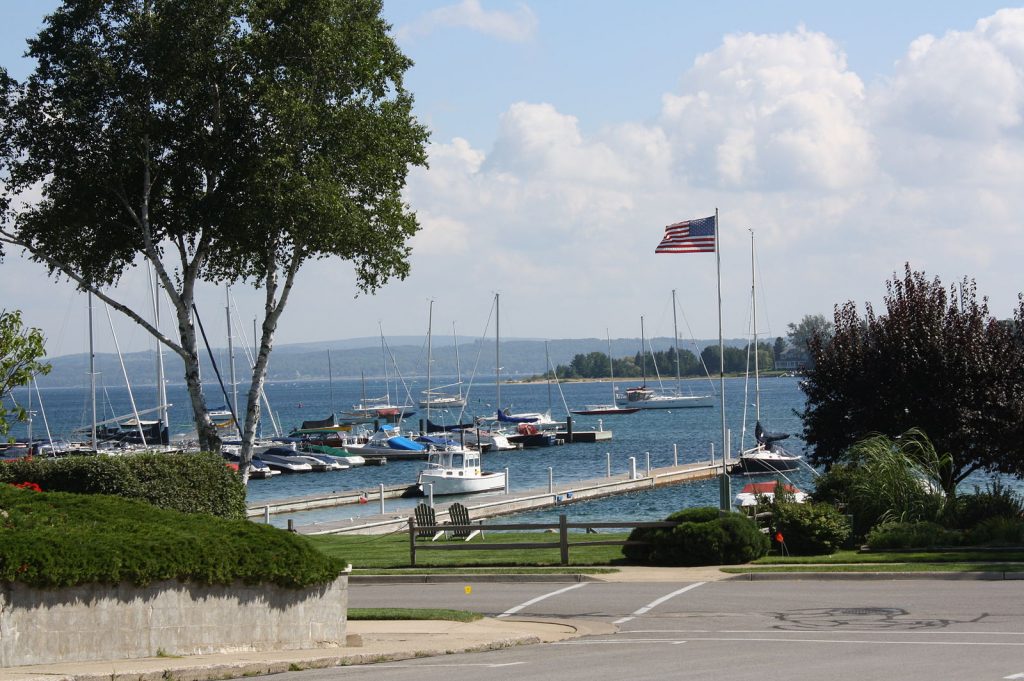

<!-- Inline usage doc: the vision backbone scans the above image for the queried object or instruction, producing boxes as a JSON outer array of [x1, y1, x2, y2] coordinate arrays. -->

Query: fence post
[[379, 483, 385, 514], [263, 505, 270, 524], [559, 514, 569, 565], [287, 519, 295, 533], [548, 466, 554, 494], [606, 452, 611, 478], [408, 517, 416, 567], [628, 456, 636, 480]]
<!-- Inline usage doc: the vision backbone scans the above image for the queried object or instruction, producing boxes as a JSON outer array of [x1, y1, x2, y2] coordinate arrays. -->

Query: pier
[[250, 458, 727, 535]]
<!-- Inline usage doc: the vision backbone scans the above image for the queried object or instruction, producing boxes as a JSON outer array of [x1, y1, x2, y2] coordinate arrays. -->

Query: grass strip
[[724, 562, 1024, 574], [348, 608, 482, 622], [753, 549, 1024, 565]]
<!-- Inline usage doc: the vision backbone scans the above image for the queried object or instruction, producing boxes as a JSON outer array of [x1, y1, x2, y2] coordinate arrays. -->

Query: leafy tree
[[801, 265, 1024, 492], [0, 310, 51, 438], [787, 314, 833, 357], [0, 0, 428, 480], [773, 336, 786, 361]]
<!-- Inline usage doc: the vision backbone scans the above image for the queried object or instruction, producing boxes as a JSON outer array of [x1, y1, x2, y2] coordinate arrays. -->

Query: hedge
[[772, 502, 851, 555], [623, 506, 769, 566], [0, 484, 345, 588], [0, 452, 246, 519]]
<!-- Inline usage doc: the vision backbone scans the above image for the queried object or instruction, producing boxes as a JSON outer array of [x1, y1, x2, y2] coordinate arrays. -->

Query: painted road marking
[[601, 635, 1024, 647], [628, 629, 1024, 637], [1004, 674, 1024, 679], [613, 581, 707, 625], [497, 582, 588, 618], [370, 662, 528, 669]]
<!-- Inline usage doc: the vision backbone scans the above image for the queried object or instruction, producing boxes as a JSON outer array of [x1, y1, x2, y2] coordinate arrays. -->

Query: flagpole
[[715, 208, 730, 512]]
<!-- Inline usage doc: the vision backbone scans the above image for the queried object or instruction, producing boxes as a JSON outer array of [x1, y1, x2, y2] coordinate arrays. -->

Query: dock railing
[[408, 514, 678, 566]]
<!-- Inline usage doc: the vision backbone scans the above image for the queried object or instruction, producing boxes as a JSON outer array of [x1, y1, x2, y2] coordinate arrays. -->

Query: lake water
[[7, 373, 822, 527]]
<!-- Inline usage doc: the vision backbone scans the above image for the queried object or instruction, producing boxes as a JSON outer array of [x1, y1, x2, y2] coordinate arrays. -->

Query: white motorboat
[[413, 448, 506, 496]]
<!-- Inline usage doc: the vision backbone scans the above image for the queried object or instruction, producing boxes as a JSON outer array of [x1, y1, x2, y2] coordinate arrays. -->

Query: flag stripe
[[655, 215, 716, 254]]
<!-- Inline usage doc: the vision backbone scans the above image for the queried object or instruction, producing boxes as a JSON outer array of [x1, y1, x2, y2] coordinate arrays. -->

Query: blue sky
[[2, 1, 1023, 356]]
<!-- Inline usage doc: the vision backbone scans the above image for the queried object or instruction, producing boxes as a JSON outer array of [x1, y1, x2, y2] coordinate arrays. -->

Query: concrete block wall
[[0, 575, 348, 667]]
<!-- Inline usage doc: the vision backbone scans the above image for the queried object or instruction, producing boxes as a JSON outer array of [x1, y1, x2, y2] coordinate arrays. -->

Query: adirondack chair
[[413, 503, 445, 541], [446, 502, 483, 542]]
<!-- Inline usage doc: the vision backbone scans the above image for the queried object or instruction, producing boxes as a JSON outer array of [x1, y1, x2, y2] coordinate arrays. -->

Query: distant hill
[[34, 336, 752, 388]]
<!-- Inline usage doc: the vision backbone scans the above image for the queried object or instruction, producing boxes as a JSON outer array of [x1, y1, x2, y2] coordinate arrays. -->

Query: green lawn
[[753, 549, 1024, 565], [307, 531, 632, 571]]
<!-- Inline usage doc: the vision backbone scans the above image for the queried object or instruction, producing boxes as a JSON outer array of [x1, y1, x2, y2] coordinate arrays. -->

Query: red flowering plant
[[10, 481, 42, 493]]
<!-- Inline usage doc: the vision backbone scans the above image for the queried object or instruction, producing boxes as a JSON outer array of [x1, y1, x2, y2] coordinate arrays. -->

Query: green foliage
[[966, 517, 1024, 546], [802, 267, 1024, 492], [866, 521, 963, 550], [0, 453, 246, 519], [623, 507, 769, 566], [811, 430, 949, 540], [772, 502, 851, 555], [0, 310, 51, 438], [0, 485, 346, 588], [944, 479, 1024, 530]]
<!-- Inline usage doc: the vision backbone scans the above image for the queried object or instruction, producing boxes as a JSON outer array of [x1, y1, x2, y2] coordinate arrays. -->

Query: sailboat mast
[[327, 349, 335, 423], [453, 322, 463, 400], [379, 322, 390, 404], [426, 299, 433, 420], [226, 285, 238, 420], [640, 315, 646, 388], [751, 230, 761, 423], [672, 289, 681, 393], [607, 329, 616, 403], [150, 264, 168, 434], [88, 291, 97, 450], [495, 293, 501, 412]]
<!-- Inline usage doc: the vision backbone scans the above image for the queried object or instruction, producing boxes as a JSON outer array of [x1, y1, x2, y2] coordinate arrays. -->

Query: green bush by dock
[[0, 452, 247, 519], [0, 484, 346, 589]]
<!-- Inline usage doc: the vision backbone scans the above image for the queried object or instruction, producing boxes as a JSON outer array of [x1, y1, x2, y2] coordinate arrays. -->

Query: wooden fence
[[408, 515, 678, 566]]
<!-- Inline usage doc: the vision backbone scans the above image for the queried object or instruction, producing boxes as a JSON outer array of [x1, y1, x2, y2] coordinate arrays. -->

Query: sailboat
[[616, 300, 714, 409], [571, 331, 640, 415], [419, 319, 466, 409], [731, 230, 801, 474]]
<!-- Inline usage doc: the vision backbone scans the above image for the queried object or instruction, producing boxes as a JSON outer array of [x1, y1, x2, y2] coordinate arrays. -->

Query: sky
[[2, 1, 1024, 357]]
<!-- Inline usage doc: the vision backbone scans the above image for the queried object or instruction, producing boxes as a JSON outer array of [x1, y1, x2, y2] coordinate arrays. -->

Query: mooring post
[[628, 456, 636, 480], [645, 451, 651, 477], [505, 467, 510, 494], [263, 505, 270, 524], [566, 415, 573, 442], [428, 483, 434, 508], [674, 444, 678, 466], [606, 452, 611, 478], [379, 483, 385, 514], [548, 466, 554, 494], [287, 519, 295, 533], [559, 514, 569, 565], [408, 517, 416, 567]]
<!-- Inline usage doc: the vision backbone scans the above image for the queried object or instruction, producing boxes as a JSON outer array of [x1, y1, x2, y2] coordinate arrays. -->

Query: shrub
[[0, 452, 246, 519], [967, 517, 1024, 546], [944, 479, 1024, 530], [865, 521, 962, 550], [0, 485, 345, 588], [772, 502, 851, 555], [623, 507, 769, 566]]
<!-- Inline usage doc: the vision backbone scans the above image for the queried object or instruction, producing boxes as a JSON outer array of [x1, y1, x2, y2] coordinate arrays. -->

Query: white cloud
[[396, 0, 537, 43], [661, 27, 875, 191]]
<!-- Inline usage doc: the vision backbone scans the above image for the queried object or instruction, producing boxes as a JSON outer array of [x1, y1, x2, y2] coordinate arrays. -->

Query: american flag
[[655, 215, 716, 254]]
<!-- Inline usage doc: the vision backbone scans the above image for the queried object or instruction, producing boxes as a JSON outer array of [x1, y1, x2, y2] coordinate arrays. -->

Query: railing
[[408, 515, 678, 566]]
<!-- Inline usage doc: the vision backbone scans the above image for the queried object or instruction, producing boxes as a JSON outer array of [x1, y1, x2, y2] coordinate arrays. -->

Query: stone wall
[[0, 575, 348, 667]]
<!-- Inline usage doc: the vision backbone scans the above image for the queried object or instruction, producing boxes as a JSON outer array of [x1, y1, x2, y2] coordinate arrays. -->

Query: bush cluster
[[0, 452, 246, 519], [623, 507, 769, 566], [0, 485, 345, 588], [865, 521, 962, 550], [772, 502, 851, 555]]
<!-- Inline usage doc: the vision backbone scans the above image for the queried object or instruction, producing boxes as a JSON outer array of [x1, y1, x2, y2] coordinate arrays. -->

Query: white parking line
[[613, 581, 707, 625], [497, 582, 589, 618]]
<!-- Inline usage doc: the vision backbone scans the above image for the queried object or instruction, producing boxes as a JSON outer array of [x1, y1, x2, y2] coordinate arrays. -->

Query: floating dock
[[250, 459, 726, 535]]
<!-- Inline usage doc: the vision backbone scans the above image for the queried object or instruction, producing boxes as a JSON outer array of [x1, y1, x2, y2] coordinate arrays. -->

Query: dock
[[250, 459, 726, 535]]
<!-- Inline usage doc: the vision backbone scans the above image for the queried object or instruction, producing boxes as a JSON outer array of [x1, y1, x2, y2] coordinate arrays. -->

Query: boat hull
[[617, 394, 715, 409], [731, 450, 801, 474]]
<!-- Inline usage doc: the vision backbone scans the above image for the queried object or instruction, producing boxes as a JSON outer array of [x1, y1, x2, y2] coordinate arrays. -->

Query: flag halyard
[[655, 215, 716, 254]]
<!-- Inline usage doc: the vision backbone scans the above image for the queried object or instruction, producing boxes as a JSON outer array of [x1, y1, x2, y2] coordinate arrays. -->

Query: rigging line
[[454, 294, 496, 423], [379, 330, 416, 413], [228, 294, 280, 436], [32, 376, 54, 447], [192, 303, 243, 440], [104, 302, 147, 446], [673, 294, 718, 396], [545, 344, 570, 414]]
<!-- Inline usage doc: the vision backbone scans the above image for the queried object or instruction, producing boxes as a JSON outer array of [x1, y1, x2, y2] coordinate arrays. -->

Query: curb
[[350, 573, 599, 584], [725, 570, 1024, 581]]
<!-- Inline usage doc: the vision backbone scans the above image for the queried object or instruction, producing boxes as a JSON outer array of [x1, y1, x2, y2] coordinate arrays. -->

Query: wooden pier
[[250, 458, 727, 535]]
